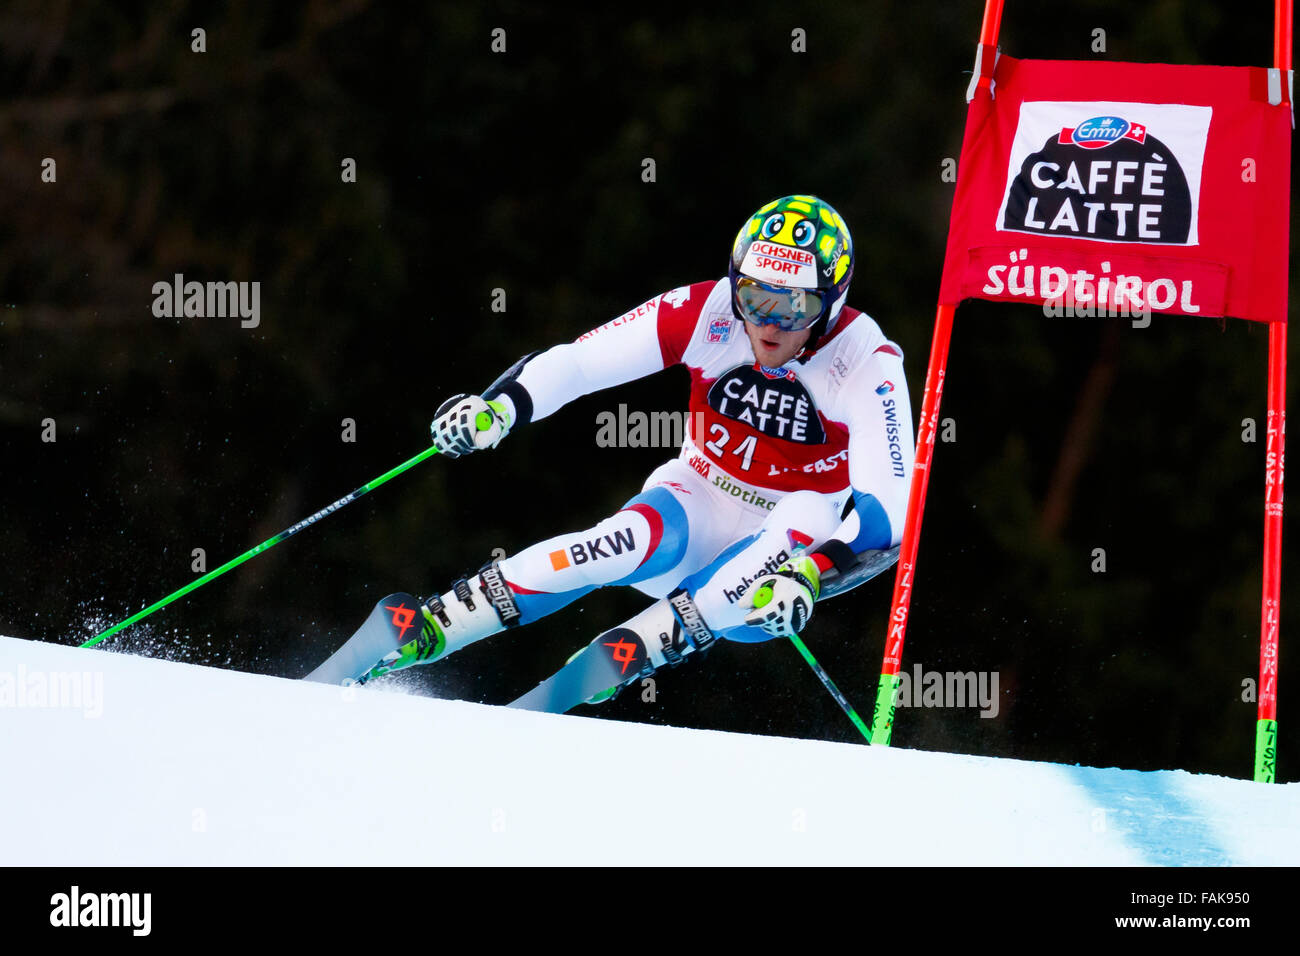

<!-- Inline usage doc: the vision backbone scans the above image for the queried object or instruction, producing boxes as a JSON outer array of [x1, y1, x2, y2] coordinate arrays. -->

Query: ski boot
[[304, 560, 520, 685], [509, 587, 716, 713]]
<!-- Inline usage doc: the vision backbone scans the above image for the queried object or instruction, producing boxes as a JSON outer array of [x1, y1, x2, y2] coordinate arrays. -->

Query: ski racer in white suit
[[311, 195, 915, 708]]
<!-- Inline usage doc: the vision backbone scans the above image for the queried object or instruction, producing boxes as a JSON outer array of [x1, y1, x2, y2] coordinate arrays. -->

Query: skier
[[308, 195, 915, 712]]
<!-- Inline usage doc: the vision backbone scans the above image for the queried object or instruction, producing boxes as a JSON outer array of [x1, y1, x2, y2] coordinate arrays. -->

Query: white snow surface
[[1, 634, 1296, 865]]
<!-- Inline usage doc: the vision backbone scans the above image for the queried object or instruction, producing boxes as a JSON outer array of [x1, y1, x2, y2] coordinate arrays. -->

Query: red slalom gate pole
[[868, 0, 1005, 746], [1255, 0, 1290, 783], [978, 0, 1005, 51], [1258, 322, 1287, 781], [868, 0, 1006, 746], [869, 304, 956, 743]]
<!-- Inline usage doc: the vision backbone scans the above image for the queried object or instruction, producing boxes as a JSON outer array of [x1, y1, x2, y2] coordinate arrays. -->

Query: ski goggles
[[731, 276, 827, 332]]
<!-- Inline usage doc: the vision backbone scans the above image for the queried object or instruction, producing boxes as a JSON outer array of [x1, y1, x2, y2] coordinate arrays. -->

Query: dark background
[[0, 1, 1294, 780]]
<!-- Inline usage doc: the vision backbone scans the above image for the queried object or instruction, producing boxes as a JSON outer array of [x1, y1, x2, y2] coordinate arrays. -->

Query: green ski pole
[[79, 420, 489, 650], [751, 568, 872, 743], [787, 632, 872, 743]]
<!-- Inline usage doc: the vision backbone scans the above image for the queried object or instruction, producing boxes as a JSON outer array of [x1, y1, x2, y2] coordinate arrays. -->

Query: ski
[[817, 546, 900, 601], [508, 627, 652, 714], [307, 546, 896, 702], [508, 599, 692, 713], [304, 592, 438, 685]]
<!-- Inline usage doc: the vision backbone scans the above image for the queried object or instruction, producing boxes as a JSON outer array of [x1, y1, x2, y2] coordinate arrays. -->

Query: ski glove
[[743, 555, 821, 639], [431, 394, 512, 458]]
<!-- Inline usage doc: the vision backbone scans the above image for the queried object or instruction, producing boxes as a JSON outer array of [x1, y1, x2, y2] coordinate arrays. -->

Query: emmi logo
[[50, 886, 151, 937]]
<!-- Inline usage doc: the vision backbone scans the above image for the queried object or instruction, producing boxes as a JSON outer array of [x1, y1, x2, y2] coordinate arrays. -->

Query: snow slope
[[0, 634, 1295, 865]]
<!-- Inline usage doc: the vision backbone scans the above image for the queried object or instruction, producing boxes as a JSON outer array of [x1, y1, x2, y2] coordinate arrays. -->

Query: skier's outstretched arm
[[430, 282, 713, 455]]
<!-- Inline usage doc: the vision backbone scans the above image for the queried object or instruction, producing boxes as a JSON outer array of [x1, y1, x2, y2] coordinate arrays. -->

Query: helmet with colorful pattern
[[727, 194, 854, 351]]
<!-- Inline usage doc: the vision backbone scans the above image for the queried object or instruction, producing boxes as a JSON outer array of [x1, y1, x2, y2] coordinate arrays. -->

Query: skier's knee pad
[[615, 485, 690, 582], [763, 490, 841, 548]]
